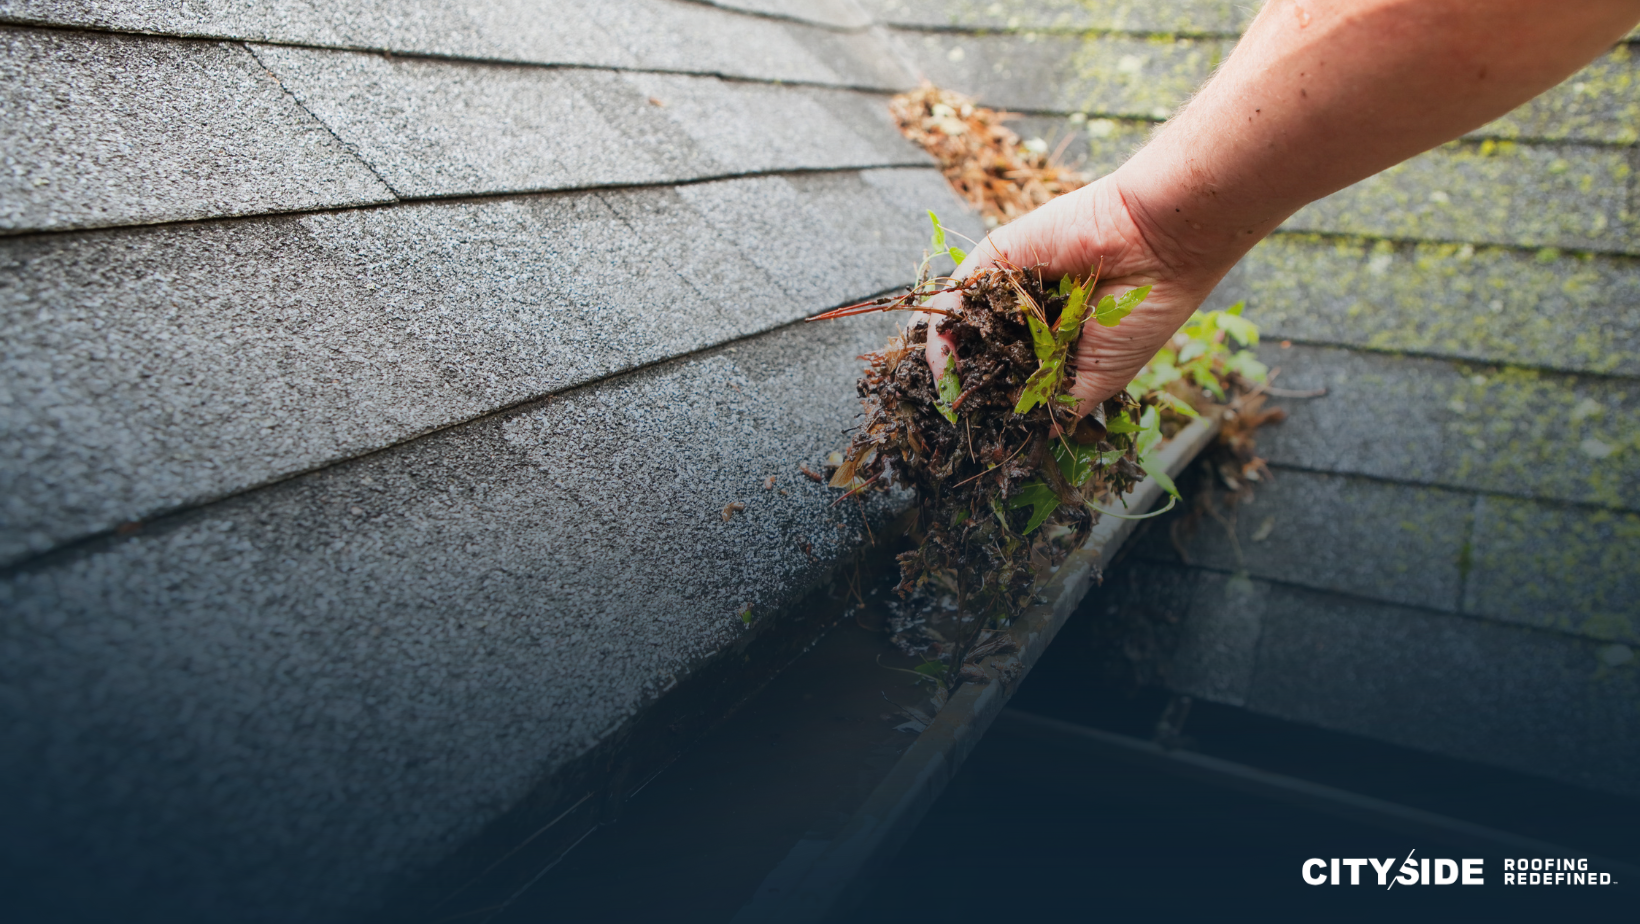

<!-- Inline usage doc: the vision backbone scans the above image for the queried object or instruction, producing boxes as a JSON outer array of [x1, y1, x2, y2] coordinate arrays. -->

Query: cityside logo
[[1302, 852, 1483, 887], [1302, 852, 1619, 888]]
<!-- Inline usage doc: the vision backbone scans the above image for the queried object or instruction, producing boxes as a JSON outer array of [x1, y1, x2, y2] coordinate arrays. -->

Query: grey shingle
[[249, 47, 679, 197], [1235, 233, 1640, 377], [1136, 469, 1473, 613], [862, 0, 1248, 34], [0, 316, 907, 924], [585, 0, 912, 87], [1285, 140, 1636, 253], [1466, 496, 1640, 644], [892, 29, 1224, 119], [618, 72, 924, 173], [1007, 114, 1154, 178], [1473, 43, 1640, 145], [597, 185, 790, 335], [249, 46, 924, 199], [1168, 568, 1266, 708], [1244, 580, 1639, 798], [686, 0, 873, 29], [1250, 345, 1640, 511], [675, 168, 966, 312], [0, 0, 631, 66], [0, 0, 913, 88], [0, 170, 973, 565], [0, 27, 394, 234]]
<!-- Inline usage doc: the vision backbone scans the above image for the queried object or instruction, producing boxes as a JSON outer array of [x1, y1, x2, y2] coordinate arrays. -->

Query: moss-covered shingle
[[865, 0, 1246, 34], [898, 30, 1224, 118], [1238, 234, 1640, 376], [1256, 345, 1640, 511], [1285, 140, 1635, 252], [1467, 497, 1640, 644]]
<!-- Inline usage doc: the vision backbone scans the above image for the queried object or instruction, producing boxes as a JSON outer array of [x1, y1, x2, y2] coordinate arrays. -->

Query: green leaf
[[1187, 363, 1226, 400], [1026, 313, 1057, 362], [1052, 440, 1110, 486], [950, 508, 969, 526], [1224, 350, 1269, 382], [1054, 283, 1090, 346], [927, 210, 946, 253], [933, 363, 961, 424], [1139, 457, 1181, 499], [913, 660, 948, 681], [938, 363, 962, 405], [1131, 406, 1179, 499], [1135, 406, 1164, 456], [1216, 311, 1259, 346], [1007, 480, 1062, 534], [1058, 275, 1075, 296], [1094, 285, 1150, 327], [948, 246, 967, 265], [1013, 356, 1063, 414], [1116, 285, 1152, 312], [1151, 391, 1200, 418], [739, 606, 753, 626], [1226, 300, 1246, 316], [1106, 414, 1142, 434], [1092, 294, 1117, 326], [1128, 357, 1182, 397]]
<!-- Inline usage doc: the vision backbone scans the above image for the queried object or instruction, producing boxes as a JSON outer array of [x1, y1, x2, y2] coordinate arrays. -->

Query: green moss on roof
[[1286, 140, 1634, 252], [1242, 234, 1640, 376], [1256, 346, 1638, 510], [1476, 44, 1640, 144], [1442, 363, 1638, 510], [870, 0, 1246, 35], [1066, 33, 1221, 118], [1468, 497, 1640, 644], [904, 31, 1223, 118]]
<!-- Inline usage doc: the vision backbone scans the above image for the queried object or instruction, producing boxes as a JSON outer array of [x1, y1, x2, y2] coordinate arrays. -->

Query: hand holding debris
[[921, 175, 1225, 419], [923, 0, 1640, 414]]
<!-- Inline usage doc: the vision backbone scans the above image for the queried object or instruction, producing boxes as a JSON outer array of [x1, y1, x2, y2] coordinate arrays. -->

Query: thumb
[[918, 288, 961, 380], [920, 240, 998, 379]]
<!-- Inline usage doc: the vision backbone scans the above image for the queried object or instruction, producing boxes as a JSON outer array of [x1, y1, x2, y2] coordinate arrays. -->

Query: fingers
[[920, 237, 993, 378], [918, 290, 962, 380], [1065, 283, 1203, 415]]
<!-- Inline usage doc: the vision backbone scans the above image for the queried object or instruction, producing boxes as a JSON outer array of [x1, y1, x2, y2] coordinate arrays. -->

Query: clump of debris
[[888, 83, 1087, 227], [811, 218, 1176, 684], [806, 85, 1284, 690]]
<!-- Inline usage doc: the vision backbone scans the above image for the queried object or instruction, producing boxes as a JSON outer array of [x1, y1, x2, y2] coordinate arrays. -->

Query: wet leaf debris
[[889, 83, 1088, 228]]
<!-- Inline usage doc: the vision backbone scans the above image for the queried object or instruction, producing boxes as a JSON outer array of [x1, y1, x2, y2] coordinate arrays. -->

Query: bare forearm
[[928, 0, 1640, 408], [1116, 0, 1640, 275]]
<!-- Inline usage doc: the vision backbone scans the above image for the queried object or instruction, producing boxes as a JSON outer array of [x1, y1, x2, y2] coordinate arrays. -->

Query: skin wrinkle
[[923, 0, 1640, 413]]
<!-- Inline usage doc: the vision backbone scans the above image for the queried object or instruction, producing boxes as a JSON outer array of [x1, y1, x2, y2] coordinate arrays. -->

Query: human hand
[[920, 175, 1234, 418]]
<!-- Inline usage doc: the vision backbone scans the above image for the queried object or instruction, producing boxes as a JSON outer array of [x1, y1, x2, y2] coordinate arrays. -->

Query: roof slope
[[0, 3, 984, 921]]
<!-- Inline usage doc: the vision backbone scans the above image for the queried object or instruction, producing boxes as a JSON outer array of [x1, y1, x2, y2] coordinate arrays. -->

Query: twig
[[952, 438, 1029, 488], [832, 470, 882, 506]]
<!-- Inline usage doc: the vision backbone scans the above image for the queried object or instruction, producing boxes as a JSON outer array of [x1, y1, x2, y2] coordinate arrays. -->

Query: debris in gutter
[[721, 501, 746, 521]]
